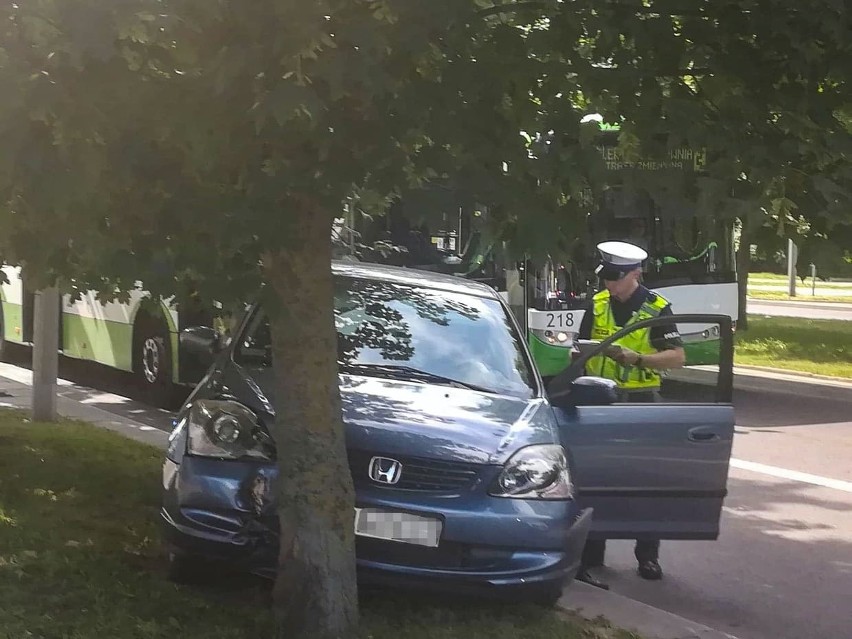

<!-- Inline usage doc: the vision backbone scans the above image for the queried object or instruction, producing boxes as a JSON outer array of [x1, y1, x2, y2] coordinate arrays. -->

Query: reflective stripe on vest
[[586, 289, 670, 390]]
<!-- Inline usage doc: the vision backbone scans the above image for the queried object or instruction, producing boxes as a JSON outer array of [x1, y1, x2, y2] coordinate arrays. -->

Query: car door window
[[658, 320, 727, 404]]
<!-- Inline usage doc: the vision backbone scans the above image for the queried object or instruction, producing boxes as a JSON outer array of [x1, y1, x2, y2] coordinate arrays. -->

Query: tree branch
[[476, 1, 711, 20], [477, 2, 551, 19]]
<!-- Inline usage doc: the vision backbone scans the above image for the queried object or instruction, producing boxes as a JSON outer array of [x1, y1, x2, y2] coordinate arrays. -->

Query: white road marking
[[731, 458, 852, 493]]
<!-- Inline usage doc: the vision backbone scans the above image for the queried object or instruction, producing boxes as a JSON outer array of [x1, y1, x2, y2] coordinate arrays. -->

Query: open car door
[[548, 314, 734, 540]]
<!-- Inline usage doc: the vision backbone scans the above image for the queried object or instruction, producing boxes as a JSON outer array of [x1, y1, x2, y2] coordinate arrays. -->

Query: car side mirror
[[180, 325, 222, 366], [550, 376, 618, 408]]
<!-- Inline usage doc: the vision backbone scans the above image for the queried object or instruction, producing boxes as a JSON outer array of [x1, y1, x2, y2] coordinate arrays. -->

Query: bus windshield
[[597, 211, 735, 287]]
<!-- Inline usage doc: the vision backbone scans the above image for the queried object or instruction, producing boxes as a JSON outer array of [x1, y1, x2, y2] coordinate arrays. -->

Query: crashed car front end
[[160, 397, 592, 600]]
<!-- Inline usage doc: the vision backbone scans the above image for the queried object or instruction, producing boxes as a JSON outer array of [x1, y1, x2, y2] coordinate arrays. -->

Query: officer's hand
[[606, 346, 640, 366]]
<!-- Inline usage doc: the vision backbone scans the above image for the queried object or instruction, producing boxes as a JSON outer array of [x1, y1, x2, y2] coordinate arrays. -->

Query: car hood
[[210, 364, 558, 465]]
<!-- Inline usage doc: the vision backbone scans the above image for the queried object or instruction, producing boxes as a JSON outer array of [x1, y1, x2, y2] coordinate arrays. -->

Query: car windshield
[[235, 275, 537, 399]]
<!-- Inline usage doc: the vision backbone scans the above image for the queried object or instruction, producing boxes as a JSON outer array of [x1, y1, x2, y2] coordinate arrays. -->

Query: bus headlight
[[535, 329, 572, 347]]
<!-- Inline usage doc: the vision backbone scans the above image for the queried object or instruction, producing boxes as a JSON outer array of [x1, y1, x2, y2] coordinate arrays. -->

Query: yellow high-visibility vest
[[586, 289, 670, 390]]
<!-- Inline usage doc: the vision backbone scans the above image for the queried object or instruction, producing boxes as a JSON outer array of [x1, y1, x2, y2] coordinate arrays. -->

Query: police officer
[[574, 240, 686, 589]]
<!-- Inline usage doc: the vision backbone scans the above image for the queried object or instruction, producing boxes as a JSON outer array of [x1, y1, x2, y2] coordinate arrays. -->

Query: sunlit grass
[[736, 316, 852, 378]]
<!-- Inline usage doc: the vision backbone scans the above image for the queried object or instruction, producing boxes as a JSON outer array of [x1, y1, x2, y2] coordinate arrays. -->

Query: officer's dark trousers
[[581, 538, 660, 566], [581, 387, 662, 568]]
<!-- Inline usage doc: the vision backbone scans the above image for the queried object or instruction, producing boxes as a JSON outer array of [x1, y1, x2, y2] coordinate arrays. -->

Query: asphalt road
[[592, 379, 852, 639], [747, 298, 852, 321]]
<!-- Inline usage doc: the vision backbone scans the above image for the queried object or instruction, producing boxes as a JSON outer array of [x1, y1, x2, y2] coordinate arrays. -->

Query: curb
[[731, 366, 852, 401], [667, 365, 852, 400], [559, 581, 740, 639], [734, 364, 852, 386]]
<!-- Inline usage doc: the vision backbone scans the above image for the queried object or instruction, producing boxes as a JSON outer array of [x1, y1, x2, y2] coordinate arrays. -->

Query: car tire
[[132, 310, 173, 406], [166, 551, 208, 585]]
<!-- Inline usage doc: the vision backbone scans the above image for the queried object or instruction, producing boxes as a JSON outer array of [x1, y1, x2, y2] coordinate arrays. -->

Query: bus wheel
[[133, 312, 173, 406]]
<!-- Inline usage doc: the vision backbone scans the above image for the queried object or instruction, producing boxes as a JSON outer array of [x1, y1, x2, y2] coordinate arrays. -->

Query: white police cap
[[595, 240, 648, 275]]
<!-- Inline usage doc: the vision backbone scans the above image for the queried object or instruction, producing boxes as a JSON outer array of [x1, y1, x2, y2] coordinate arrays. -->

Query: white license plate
[[354, 507, 442, 548], [527, 309, 585, 332]]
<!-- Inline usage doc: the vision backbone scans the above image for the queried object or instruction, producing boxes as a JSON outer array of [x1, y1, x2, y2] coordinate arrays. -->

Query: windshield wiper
[[339, 363, 495, 394]]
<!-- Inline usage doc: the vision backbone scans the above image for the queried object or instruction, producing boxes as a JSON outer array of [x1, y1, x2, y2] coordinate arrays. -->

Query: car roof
[[331, 260, 501, 300]]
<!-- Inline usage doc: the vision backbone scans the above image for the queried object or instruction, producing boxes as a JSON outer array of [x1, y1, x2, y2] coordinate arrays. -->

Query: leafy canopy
[[0, 0, 849, 303]]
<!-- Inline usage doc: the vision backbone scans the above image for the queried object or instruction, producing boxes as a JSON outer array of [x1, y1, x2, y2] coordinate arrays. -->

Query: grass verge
[[736, 316, 852, 379], [0, 411, 634, 639]]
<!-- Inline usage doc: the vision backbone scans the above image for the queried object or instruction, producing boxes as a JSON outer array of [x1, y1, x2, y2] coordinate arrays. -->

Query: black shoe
[[575, 569, 610, 590], [637, 560, 663, 580]]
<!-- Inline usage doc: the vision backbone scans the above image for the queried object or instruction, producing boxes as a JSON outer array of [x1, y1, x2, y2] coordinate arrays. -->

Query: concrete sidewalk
[[0, 362, 171, 449]]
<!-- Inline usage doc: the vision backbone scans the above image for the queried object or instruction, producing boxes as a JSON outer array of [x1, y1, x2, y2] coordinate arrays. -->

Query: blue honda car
[[161, 261, 734, 604]]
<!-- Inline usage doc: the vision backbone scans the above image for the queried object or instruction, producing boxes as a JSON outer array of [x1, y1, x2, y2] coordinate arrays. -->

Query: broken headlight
[[186, 399, 274, 461]]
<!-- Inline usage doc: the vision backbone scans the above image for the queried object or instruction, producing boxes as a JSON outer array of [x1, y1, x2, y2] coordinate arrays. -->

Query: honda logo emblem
[[368, 456, 402, 485]]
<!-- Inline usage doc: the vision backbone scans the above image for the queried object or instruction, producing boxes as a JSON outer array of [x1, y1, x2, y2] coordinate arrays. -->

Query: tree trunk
[[263, 209, 359, 639], [736, 217, 751, 331]]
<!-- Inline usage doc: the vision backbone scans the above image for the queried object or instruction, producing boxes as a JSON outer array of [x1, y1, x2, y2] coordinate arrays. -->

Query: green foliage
[[0, 0, 850, 305]]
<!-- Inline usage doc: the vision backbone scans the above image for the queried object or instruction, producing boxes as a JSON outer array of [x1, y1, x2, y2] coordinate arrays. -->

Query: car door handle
[[688, 428, 720, 443]]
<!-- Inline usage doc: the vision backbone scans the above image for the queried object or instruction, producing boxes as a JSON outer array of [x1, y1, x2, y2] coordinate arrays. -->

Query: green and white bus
[[414, 215, 737, 381], [506, 207, 738, 380], [346, 133, 738, 381], [0, 265, 228, 402], [512, 126, 738, 379], [1, 127, 736, 403]]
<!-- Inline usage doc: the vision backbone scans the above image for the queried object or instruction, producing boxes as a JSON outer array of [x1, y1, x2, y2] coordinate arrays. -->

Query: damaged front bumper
[[161, 456, 592, 596]]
